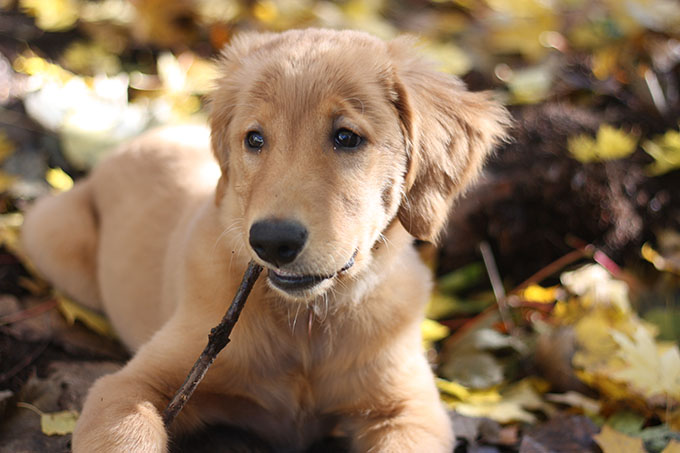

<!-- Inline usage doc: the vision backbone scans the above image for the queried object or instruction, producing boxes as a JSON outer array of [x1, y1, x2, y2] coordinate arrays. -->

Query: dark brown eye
[[334, 129, 362, 150], [245, 131, 264, 150]]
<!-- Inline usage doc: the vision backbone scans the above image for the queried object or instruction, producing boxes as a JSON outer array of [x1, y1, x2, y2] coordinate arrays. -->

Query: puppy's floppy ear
[[388, 37, 511, 242], [209, 32, 277, 202]]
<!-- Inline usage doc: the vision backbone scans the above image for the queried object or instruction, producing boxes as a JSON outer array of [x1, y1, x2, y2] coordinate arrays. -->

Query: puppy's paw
[[72, 374, 169, 453], [351, 403, 453, 453]]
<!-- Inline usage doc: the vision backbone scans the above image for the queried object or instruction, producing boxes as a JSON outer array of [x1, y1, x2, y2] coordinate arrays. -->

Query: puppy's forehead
[[239, 35, 395, 121]]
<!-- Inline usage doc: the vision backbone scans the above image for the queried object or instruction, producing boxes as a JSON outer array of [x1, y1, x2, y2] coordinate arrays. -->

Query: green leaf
[[640, 425, 680, 453], [606, 411, 645, 436], [437, 262, 485, 294]]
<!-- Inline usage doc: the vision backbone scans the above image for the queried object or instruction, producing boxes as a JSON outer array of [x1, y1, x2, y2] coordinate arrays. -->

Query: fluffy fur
[[21, 29, 509, 452]]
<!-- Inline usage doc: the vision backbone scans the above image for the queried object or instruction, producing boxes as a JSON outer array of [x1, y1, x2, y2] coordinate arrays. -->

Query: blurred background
[[0, 1, 679, 452]]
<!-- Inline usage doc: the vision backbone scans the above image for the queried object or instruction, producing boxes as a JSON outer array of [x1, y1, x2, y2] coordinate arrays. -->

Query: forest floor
[[1, 0, 680, 452]]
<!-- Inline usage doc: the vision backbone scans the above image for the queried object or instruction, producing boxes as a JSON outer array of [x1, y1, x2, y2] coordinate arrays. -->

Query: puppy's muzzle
[[249, 219, 308, 268]]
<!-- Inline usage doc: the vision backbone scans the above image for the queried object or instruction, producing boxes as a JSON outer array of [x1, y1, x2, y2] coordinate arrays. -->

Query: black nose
[[249, 219, 308, 267]]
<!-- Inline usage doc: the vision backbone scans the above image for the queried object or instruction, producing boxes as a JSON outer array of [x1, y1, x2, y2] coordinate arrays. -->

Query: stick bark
[[162, 260, 263, 428]]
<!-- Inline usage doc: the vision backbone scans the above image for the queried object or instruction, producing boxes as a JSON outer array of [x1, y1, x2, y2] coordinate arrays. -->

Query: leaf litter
[[1, 0, 680, 451]]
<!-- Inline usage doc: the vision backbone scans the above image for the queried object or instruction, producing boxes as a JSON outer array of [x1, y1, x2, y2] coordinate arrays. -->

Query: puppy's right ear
[[209, 32, 277, 202]]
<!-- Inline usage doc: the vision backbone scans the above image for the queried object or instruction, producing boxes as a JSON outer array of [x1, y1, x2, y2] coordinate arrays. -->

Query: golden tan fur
[[21, 29, 509, 452]]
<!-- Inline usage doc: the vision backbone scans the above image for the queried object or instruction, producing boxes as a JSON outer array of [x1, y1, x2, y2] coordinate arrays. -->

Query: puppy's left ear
[[388, 38, 511, 243]]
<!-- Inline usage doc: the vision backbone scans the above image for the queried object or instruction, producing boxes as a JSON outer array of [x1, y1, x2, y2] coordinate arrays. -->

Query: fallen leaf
[[60, 41, 121, 76], [521, 284, 558, 304], [606, 410, 645, 436], [0, 170, 18, 193], [663, 439, 680, 453], [437, 262, 484, 294], [440, 351, 505, 389], [56, 293, 116, 338], [419, 40, 472, 76], [520, 415, 600, 453], [0, 130, 16, 163], [45, 168, 74, 192], [642, 242, 680, 275], [568, 125, 638, 163], [640, 425, 680, 453], [19, 0, 79, 31], [40, 410, 79, 436], [610, 326, 680, 401], [445, 379, 550, 424], [594, 425, 646, 453], [507, 64, 554, 104], [545, 391, 601, 414], [16, 402, 79, 436], [643, 128, 680, 176], [421, 318, 450, 343]]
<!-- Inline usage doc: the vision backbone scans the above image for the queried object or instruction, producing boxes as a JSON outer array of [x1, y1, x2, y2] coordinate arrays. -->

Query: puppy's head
[[210, 29, 509, 301]]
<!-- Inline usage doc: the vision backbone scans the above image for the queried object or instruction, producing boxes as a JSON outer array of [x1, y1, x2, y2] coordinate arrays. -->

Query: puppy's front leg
[[349, 358, 453, 453], [72, 321, 206, 453], [72, 370, 170, 453], [352, 400, 453, 453]]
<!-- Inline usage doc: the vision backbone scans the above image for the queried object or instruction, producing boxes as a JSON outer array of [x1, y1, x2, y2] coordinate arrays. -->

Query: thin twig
[[479, 241, 515, 334], [0, 298, 58, 326], [162, 260, 263, 428], [512, 248, 587, 293], [0, 340, 50, 384]]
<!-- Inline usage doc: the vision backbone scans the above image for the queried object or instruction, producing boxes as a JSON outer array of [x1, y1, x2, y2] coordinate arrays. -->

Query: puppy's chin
[[258, 250, 360, 301], [266, 276, 336, 301]]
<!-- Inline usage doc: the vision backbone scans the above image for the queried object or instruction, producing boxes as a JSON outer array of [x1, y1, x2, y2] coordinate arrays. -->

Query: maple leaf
[[610, 326, 680, 401]]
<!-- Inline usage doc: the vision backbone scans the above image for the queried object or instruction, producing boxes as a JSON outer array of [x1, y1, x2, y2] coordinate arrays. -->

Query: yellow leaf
[[643, 128, 680, 176], [436, 378, 471, 400], [61, 41, 121, 76], [611, 326, 680, 400], [253, 0, 278, 23], [642, 242, 680, 275], [56, 293, 116, 338], [594, 425, 646, 453], [507, 65, 554, 104], [485, 0, 557, 61], [596, 125, 638, 160], [421, 318, 450, 343], [569, 125, 638, 162], [0, 170, 17, 193], [0, 130, 16, 163], [46, 168, 74, 192], [419, 40, 472, 76], [663, 439, 680, 453], [568, 134, 599, 163], [447, 379, 549, 424], [592, 46, 620, 80], [425, 292, 460, 320], [16, 402, 78, 436], [41, 410, 79, 436], [20, 0, 79, 31], [521, 284, 558, 303]]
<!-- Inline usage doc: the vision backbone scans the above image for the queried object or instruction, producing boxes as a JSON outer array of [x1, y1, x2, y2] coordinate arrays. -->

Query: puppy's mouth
[[267, 251, 357, 293]]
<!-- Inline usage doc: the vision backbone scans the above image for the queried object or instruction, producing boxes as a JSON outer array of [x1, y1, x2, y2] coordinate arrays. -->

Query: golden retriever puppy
[[21, 29, 509, 452]]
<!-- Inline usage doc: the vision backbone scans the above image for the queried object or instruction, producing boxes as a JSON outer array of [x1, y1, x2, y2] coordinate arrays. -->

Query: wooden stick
[[162, 260, 263, 428]]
